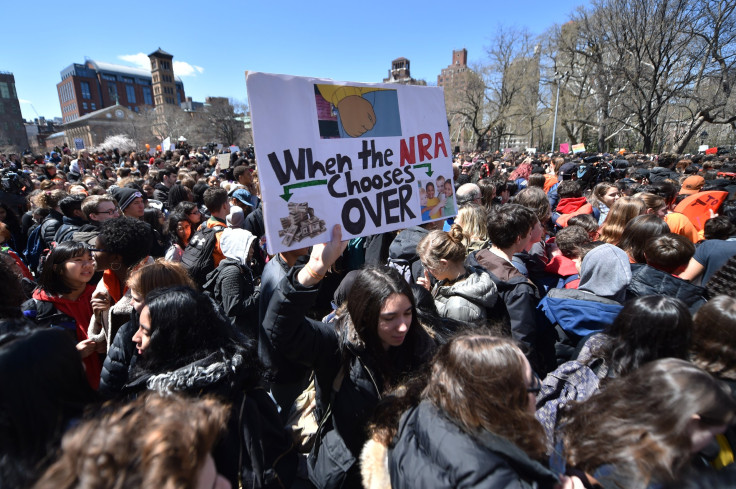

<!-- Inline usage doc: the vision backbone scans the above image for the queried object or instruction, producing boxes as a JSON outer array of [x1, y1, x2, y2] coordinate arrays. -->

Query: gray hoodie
[[578, 244, 632, 303]]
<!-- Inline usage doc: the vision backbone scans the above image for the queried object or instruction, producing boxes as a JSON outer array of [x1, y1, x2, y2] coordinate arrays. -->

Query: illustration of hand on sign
[[337, 95, 376, 137], [315, 84, 402, 139]]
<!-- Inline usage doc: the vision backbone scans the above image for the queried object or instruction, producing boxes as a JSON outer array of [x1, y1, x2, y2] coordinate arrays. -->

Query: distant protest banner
[[572, 143, 586, 154], [246, 72, 456, 254], [559, 143, 569, 154], [74, 138, 85, 150]]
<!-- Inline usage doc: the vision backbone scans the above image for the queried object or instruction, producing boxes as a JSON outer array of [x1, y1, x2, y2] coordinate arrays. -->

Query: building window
[[108, 84, 118, 103], [101, 73, 116, 82], [143, 86, 152, 105], [82, 102, 88, 110], [0, 82, 8, 99], [80, 81, 91, 99], [126, 85, 136, 104], [91, 103, 96, 110]]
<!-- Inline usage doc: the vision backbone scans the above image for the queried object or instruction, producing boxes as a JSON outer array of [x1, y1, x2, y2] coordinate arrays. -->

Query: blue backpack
[[23, 224, 46, 274]]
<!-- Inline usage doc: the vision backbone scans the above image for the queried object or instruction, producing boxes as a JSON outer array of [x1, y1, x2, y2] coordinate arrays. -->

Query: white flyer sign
[[246, 72, 456, 254]]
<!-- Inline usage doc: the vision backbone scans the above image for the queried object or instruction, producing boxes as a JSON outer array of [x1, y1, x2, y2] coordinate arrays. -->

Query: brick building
[[382, 58, 426, 85], [0, 72, 28, 151], [56, 54, 185, 123]]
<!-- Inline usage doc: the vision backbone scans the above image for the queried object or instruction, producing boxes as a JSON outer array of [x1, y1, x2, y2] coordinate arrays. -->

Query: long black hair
[[341, 267, 435, 385], [592, 295, 692, 378], [137, 286, 260, 386]]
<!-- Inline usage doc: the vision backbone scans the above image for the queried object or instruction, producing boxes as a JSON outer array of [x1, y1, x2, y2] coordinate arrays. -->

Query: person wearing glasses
[[386, 334, 573, 489], [81, 195, 119, 226]]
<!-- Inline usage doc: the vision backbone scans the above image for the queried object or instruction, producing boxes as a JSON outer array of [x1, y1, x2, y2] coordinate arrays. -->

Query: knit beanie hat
[[109, 187, 142, 212]]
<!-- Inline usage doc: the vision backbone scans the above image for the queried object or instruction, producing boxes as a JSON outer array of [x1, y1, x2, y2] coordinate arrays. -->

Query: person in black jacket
[[264, 225, 436, 489], [626, 233, 707, 313], [204, 228, 260, 339], [387, 334, 567, 489], [126, 286, 296, 489], [36, 188, 67, 250], [98, 259, 195, 399]]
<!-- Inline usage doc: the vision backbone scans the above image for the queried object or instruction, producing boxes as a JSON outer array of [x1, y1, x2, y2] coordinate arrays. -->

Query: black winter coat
[[263, 268, 435, 488], [626, 264, 707, 313], [390, 401, 560, 489], [40, 210, 64, 248], [99, 314, 138, 399], [204, 258, 260, 339]]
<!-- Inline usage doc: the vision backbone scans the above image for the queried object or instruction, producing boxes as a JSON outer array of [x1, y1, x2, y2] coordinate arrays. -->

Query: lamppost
[[551, 72, 567, 154]]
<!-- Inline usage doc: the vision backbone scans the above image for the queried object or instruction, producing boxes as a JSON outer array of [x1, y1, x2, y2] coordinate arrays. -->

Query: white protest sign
[[246, 72, 456, 254], [162, 137, 171, 153], [217, 153, 230, 170]]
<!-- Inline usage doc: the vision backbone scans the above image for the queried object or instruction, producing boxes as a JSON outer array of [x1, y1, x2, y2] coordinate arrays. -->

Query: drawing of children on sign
[[315, 84, 402, 139], [418, 180, 445, 221], [442, 178, 455, 217]]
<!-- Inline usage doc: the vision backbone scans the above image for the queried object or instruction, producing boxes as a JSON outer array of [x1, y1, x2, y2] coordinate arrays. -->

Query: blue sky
[[2, 0, 587, 122]]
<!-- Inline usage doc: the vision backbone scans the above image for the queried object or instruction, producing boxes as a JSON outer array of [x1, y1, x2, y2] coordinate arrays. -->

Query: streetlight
[[551, 72, 568, 153]]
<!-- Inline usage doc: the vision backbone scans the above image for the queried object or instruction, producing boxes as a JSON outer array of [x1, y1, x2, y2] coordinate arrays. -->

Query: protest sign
[[162, 138, 171, 154], [559, 143, 569, 154], [572, 143, 585, 154], [74, 138, 85, 150], [246, 72, 456, 254], [217, 153, 230, 169], [230, 145, 240, 154]]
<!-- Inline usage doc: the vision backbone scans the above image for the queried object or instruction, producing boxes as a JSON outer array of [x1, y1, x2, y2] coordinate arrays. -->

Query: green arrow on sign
[[414, 163, 434, 177], [280, 179, 328, 201]]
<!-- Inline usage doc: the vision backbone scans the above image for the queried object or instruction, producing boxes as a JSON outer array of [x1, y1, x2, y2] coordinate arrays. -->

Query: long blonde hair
[[598, 196, 646, 244]]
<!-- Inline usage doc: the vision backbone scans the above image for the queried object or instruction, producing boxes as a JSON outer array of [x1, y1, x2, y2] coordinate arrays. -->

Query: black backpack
[[181, 225, 225, 287]]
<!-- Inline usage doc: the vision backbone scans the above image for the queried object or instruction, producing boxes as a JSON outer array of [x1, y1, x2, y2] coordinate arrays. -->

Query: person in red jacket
[[554, 181, 593, 228]]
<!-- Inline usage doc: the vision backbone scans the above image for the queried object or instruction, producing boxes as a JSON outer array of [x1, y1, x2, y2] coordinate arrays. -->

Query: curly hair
[[33, 392, 228, 489], [97, 217, 153, 267], [705, 256, 736, 297]]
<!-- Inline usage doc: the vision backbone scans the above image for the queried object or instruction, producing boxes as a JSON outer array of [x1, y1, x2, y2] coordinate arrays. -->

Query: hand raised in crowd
[[297, 224, 348, 286], [417, 268, 432, 291]]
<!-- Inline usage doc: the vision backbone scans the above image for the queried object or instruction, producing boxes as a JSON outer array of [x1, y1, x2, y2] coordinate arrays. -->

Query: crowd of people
[[1, 144, 736, 489]]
